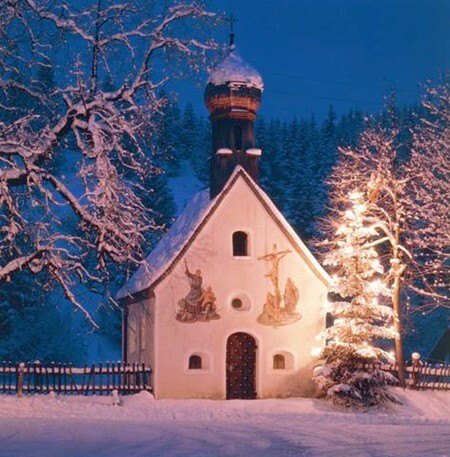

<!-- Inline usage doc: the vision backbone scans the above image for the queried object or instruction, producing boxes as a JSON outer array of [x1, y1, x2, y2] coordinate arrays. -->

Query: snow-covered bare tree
[[313, 190, 399, 408], [0, 0, 215, 326], [336, 125, 411, 385], [407, 76, 450, 308], [320, 79, 450, 385]]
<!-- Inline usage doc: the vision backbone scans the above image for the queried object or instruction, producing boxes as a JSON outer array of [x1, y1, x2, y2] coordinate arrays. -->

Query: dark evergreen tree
[[190, 116, 211, 185], [180, 103, 198, 160], [288, 118, 316, 239], [260, 118, 287, 211], [336, 109, 364, 147], [0, 271, 86, 363], [156, 92, 182, 177]]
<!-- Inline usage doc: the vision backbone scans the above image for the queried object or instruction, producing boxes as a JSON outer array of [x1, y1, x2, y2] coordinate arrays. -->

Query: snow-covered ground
[[0, 389, 449, 457]]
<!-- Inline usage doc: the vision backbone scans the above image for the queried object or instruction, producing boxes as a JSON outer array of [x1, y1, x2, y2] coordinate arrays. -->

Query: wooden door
[[226, 332, 257, 399]]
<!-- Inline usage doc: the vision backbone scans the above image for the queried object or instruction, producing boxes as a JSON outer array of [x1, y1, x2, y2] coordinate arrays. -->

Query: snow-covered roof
[[207, 50, 263, 91], [117, 167, 330, 300], [116, 188, 214, 299]]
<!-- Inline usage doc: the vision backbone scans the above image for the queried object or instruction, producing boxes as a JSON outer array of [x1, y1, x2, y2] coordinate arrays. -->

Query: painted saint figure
[[200, 286, 220, 320], [183, 263, 203, 314], [283, 278, 300, 317], [176, 260, 220, 323]]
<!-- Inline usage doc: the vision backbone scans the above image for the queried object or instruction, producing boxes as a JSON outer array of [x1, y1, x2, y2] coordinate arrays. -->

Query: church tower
[[205, 35, 263, 198], [118, 22, 330, 401]]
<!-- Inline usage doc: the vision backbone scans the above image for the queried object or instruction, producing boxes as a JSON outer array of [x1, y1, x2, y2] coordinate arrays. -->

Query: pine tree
[[190, 116, 210, 185], [313, 190, 399, 409], [155, 92, 182, 177], [180, 102, 198, 160], [260, 118, 287, 211], [336, 109, 364, 148], [0, 270, 86, 363], [305, 115, 323, 236], [288, 118, 315, 240]]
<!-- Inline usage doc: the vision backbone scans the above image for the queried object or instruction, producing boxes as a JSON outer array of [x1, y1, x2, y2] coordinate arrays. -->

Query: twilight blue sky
[[180, 0, 450, 120]]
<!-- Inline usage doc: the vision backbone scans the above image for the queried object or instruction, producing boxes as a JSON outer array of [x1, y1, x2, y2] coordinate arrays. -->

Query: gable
[[117, 167, 330, 299]]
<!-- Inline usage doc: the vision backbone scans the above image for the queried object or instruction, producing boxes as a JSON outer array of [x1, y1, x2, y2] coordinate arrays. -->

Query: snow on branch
[[322, 111, 449, 311], [0, 0, 216, 324]]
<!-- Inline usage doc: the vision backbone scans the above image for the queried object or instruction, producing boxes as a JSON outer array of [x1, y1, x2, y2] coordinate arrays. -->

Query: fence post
[[411, 352, 421, 389], [17, 362, 25, 398], [34, 360, 42, 394]]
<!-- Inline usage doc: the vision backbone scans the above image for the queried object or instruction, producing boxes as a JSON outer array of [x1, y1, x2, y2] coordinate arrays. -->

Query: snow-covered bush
[[313, 191, 400, 409]]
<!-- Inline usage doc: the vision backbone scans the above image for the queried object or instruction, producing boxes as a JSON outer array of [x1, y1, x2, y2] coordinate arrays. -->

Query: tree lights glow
[[317, 79, 450, 387], [313, 190, 399, 408]]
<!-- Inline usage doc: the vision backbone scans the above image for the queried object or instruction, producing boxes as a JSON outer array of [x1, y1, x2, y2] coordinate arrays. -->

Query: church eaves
[[116, 167, 331, 300]]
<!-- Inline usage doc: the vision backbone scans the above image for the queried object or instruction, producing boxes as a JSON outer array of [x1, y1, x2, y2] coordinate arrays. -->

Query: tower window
[[234, 125, 243, 150], [188, 355, 202, 370], [273, 354, 286, 370], [232, 231, 248, 257]]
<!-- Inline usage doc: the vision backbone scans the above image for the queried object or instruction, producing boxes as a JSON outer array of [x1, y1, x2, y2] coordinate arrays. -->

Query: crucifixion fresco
[[257, 244, 301, 327]]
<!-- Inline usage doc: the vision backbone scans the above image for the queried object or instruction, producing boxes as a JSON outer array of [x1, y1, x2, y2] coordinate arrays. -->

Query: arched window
[[273, 354, 286, 370], [234, 125, 243, 150], [188, 355, 202, 370], [233, 231, 248, 257]]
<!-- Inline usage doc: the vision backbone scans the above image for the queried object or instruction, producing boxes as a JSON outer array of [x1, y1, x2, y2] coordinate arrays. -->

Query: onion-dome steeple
[[205, 29, 263, 198]]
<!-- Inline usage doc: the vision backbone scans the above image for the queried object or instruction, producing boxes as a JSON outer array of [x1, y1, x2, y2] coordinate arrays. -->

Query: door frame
[[223, 329, 260, 399]]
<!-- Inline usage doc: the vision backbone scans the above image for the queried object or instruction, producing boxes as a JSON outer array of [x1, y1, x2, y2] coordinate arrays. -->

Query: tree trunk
[[392, 271, 405, 387], [392, 219, 406, 388]]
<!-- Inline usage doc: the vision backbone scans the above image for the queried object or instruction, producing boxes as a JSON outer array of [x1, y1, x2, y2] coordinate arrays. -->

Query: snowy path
[[0, 390, 449, 457]]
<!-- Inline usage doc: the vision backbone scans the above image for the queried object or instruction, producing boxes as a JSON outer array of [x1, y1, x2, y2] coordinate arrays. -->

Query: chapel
[[117, 36, 330, 399]]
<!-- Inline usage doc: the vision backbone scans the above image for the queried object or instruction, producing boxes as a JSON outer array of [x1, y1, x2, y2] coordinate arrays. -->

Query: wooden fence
[[1, 360, 448, 398], [381, 361, 450, 390], [0, 362, 151, 397]]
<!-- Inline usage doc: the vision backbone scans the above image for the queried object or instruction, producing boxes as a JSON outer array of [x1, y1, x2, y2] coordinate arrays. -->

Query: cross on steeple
[[225, 13, 238, 48]]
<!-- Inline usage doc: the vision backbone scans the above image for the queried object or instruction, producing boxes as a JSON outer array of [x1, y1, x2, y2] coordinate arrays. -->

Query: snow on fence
[[381, 360, 450, 391], [0, 362, 151, 397]]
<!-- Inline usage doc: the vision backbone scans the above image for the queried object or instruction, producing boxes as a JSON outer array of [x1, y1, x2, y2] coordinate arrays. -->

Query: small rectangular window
[[189, 355, 202, 369], [233, 231, 248, 256], [273, 354, 286, 370]]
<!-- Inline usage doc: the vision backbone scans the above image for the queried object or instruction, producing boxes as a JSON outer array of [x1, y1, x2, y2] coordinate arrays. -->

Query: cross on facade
[[225, 13, 238, 47]]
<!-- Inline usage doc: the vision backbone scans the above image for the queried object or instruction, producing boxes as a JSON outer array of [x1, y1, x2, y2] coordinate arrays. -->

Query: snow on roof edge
[[116, 188, 214, 300], [117, 166, 330, 300]]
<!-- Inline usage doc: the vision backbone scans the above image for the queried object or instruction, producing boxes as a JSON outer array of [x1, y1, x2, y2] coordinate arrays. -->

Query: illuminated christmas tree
[[313, 190, 400, 408]]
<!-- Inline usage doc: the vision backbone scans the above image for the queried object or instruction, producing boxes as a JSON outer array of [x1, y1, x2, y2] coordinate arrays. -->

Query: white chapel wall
[[152, 177, 327, 399], [126, 294, 155, 368]]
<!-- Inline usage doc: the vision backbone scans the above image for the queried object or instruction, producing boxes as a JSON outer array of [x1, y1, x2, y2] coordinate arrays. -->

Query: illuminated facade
[[118, 44, 330, 399]]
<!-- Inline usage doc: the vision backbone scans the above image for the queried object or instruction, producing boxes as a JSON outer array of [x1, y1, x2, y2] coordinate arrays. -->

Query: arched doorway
[[226, 332, 257, 399]]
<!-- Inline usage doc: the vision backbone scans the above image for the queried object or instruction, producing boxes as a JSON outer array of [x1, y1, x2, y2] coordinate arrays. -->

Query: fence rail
[[0, 362, 151, 397], [1, 360, 448, 398], [381, 361, 450, 390]]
